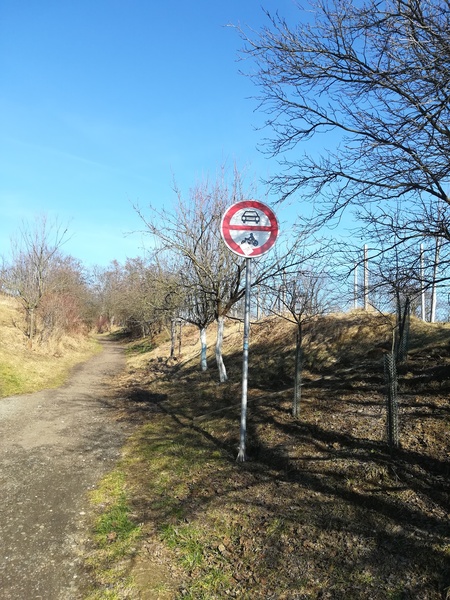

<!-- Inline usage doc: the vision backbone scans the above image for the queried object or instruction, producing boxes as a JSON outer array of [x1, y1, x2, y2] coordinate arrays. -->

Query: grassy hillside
[[84, 312, 450, 600], [0, 294, 101, 397]]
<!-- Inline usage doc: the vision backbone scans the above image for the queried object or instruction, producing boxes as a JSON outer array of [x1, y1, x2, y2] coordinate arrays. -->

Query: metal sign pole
[[237, 258, 252, 462], [220, 200, 278, 463]]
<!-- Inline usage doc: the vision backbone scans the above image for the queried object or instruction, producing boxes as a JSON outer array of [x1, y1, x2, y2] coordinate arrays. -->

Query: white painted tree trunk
[[215, 315, 228, 383], [200, 327, 208, 371]]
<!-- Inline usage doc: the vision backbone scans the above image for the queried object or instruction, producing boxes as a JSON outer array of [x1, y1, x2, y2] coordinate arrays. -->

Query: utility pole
[[363, 245, 369, 311], [420, 244, 426, 321], [430, 238, 441, 323]]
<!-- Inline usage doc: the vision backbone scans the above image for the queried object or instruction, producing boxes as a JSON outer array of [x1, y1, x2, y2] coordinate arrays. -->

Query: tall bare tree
[[239, 0, 450, 286], [135, 167, 248, 379]]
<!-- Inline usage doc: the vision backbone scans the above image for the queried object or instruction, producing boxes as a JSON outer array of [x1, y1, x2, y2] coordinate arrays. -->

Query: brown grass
[[0, 294, 101, 397]]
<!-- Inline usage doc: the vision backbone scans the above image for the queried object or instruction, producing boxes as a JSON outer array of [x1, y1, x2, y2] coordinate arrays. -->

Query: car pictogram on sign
[[241, 210, 260, 224]]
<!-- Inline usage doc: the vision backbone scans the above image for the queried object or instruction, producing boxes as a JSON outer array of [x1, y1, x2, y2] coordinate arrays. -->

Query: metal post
[[420, 244, 426, 321], [430, 237, 441, 323], [364, 245, 369, 311], [237, 258, 252, 462], [256, 285, 260, 321]]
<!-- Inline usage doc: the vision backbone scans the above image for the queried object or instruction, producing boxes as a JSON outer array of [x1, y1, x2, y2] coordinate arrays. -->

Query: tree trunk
[[170, 319, 176, 358], [293, 325, 302, 418], [200, 327, 208, 371], [28, 307, 35, 349], [215, 315, 228, 383]]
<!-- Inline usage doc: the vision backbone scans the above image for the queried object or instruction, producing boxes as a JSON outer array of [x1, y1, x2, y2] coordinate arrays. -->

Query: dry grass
[[0, 294, 101, 397], [85, 311, 450, 599]]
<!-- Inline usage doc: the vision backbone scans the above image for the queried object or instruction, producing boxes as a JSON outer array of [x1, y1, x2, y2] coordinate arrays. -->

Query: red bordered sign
[[220, 200, 279, 257]]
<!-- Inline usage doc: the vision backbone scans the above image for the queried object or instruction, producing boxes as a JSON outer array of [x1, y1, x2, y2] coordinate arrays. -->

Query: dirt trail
[[0, 339, 132, 600]]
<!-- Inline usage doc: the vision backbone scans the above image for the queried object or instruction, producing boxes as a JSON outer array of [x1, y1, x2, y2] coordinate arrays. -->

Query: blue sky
[[0, 0, 303, 268]]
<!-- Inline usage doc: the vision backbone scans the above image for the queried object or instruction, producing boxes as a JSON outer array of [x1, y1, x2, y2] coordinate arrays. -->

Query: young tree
[[263, 262, 336, 418], [180, 276, 216, 372]]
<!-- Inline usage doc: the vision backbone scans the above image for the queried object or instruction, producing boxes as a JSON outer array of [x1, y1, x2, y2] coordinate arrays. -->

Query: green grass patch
[[125, 339, 156, 355], [85, 418, 241, 598], [0, 364, 24, 396], [84, 470, 142, 599], [120, 418, 264, 598], [160, 524, 204, 571], [95, 496, 139, 547]]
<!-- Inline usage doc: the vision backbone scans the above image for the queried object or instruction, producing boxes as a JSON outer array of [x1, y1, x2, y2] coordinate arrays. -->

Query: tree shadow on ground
[[110, 316, 450, 598], [124, 394, 450, 599]]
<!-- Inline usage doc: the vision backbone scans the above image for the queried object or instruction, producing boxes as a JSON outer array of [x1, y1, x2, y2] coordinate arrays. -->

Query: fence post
[[384, 352, 399, 451]]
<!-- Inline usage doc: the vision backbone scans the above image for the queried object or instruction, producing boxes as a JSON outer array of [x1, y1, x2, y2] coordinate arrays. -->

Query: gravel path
[[0, 340, 132, 600]]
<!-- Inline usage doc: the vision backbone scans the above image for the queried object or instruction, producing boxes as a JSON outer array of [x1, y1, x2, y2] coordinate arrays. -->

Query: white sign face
[[221, 200, 279, 257]]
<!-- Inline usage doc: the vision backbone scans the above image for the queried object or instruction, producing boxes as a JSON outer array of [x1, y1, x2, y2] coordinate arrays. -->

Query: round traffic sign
[[220, 200, 279, 257]]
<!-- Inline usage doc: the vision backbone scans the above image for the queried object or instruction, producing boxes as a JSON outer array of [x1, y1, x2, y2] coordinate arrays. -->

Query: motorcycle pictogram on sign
[[220, 200, 279, 257]]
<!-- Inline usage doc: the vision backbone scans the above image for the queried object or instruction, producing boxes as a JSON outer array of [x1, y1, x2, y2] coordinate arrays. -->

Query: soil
[[0, 339, 133, 600], [109, 316, 450, 599]]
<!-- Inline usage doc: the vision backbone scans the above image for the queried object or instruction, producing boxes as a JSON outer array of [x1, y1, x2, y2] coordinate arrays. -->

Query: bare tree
[[1, 215, 70, 346], [180, 277, 216, 372], [91, 260, 125, 332], [38, 255, 94, 339], [239, 0, 450, 278], [118, 257, 181, 338], [92, 256, 183, 338], [263, 262, 336, 418], [135, 167, 250, 380], [136, 168, 318, 381]]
